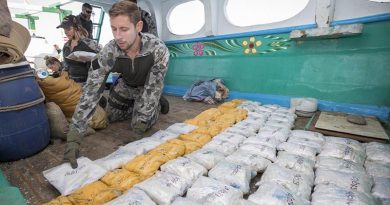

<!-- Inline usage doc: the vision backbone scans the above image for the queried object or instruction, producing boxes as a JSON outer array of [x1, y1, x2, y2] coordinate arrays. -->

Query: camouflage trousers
[[106, 78, 160, 130]]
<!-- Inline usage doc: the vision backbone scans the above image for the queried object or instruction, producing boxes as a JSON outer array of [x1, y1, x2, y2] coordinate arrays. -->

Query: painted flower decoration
[[242, 37, 262, 54], [192, 42, 204, 56]]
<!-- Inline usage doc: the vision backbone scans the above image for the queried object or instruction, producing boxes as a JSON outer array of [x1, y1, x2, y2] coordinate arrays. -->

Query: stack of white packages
[[312, 137, 378, 205], [364, 142, 390, 204]]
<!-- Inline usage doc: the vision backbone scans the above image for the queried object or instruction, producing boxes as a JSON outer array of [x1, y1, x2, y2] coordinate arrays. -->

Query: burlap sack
[[45, 102, 69, 140], [37, 72, 82, 118], [88, 105, 109, 130]]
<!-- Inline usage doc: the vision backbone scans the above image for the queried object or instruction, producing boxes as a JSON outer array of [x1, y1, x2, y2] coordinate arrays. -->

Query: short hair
[[82, 3, 92, 10], [109, 1, 141, 25], [127, 0, 137, 3]]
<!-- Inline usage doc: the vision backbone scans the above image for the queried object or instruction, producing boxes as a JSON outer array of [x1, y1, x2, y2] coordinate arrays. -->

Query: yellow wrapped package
[[184, 118, 199, 126], [195, 108, 222, 121], [216, 113, 237, 125], [230, 99, 246, 105], [234, 109, 248, 122], [67, 181, 120, 205], [219, 101, 237, 109], [179, 133, 212, 145], [100, 169, 143, 192], [123, 154, 168, 178], [43, 196, 73, 205], [168, 139, 202, 154], [148, 141, 185, 160]]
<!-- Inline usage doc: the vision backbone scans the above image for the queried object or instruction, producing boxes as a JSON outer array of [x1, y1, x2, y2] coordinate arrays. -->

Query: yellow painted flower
[[242, 37, 262, 54]]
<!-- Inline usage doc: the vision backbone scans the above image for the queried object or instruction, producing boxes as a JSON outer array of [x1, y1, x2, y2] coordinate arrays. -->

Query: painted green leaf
[[225, 39, 242, 48], [204, 50, 217, 56], [167, 45, 186, 54]]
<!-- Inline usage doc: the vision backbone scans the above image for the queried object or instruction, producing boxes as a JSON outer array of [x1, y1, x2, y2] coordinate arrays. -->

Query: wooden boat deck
[[0, 95, 312, 204]]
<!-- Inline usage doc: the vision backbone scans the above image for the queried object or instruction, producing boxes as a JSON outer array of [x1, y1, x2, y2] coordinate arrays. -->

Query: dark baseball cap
[[56, 15, 79, 29]]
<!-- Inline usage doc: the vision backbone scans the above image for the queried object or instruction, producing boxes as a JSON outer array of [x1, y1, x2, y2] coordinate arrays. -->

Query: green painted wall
[[166, 21, 390, 106]]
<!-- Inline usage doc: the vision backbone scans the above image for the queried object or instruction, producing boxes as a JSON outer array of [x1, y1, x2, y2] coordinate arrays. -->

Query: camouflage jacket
[[140, 8, 158, 37], [71, 33, 169, 133]]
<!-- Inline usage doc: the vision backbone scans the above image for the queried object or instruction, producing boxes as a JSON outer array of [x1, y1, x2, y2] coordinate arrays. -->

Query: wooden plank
[[313, 111, 389, 141]]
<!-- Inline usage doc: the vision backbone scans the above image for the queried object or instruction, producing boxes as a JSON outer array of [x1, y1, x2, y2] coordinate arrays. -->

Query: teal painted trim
[[163, 85, 390, 120], [165, 24, 316, 45], [165, 13, 390, 45], [331, 13, 390, 26]]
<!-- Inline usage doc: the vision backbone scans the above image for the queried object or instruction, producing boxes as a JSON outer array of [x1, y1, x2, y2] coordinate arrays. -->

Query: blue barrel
[[0, 62, 50, 162]]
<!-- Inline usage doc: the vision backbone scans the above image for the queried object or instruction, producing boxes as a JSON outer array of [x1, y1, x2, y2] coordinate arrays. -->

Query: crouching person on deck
[[64, 0, 170, 168]]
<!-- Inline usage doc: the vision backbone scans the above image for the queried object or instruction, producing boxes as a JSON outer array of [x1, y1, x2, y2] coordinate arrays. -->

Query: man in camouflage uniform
[[127, 0, 158, 37], [64, 0, 169, 168]]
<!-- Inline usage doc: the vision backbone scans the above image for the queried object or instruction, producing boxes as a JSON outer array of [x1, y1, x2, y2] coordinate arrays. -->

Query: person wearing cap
[[64, 0, 170, 168], [57, 15, 99, 83], [77, 3, 93, 39], [126, 0, 158, 37]]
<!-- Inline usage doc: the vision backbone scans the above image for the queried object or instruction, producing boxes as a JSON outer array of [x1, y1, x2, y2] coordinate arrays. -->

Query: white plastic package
[[257, 127, 290, 142], [65, 51, 96, 63], [171, 197, 201, 205], [231, 124, 258, 135], [160, 157, 207, 184], [315, 156, 366, 174], [290, 130, 325, 144], [277, 142, 317, 161], [268, 115, 295, 124], [248, 181, 310, 205], [275, 151, 315, 177], [287, 137, 323, 153], [243, 136, 280, 149], [135, 171, 188, 205], [208, 160, 252, 193], [263, 104, 280, 110], [94, 148, 136, 171], [42, 157, 107, 196], [149, 130, 180, 142], [225, 150, 271, 174], [247, 111, 269, 122], [311, 184, 377, 205], [314, 168, 373, 194], [224, 127, 255, 138], [214, 132, 247, 146], [372, 177, 390, 202], [258, 164, 313, 200], [186, 176, 243, 205], [104, 188, 156, 205], [364, 161, 390, 178], [365, 142, 390, 164], [186, 148, 225, 170], [203, 138, 238, 156], [239, 143, 277, 162], [325, 136, 364, 153], [166, 123, 198, 134], [235, 120, 263, 132], [319, 143, 366, 165], [120, 138, 162, 155], [265, 120, 293, 130]]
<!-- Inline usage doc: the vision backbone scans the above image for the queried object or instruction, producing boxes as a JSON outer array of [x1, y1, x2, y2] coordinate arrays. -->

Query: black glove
[[63, 127, 82, 169]]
